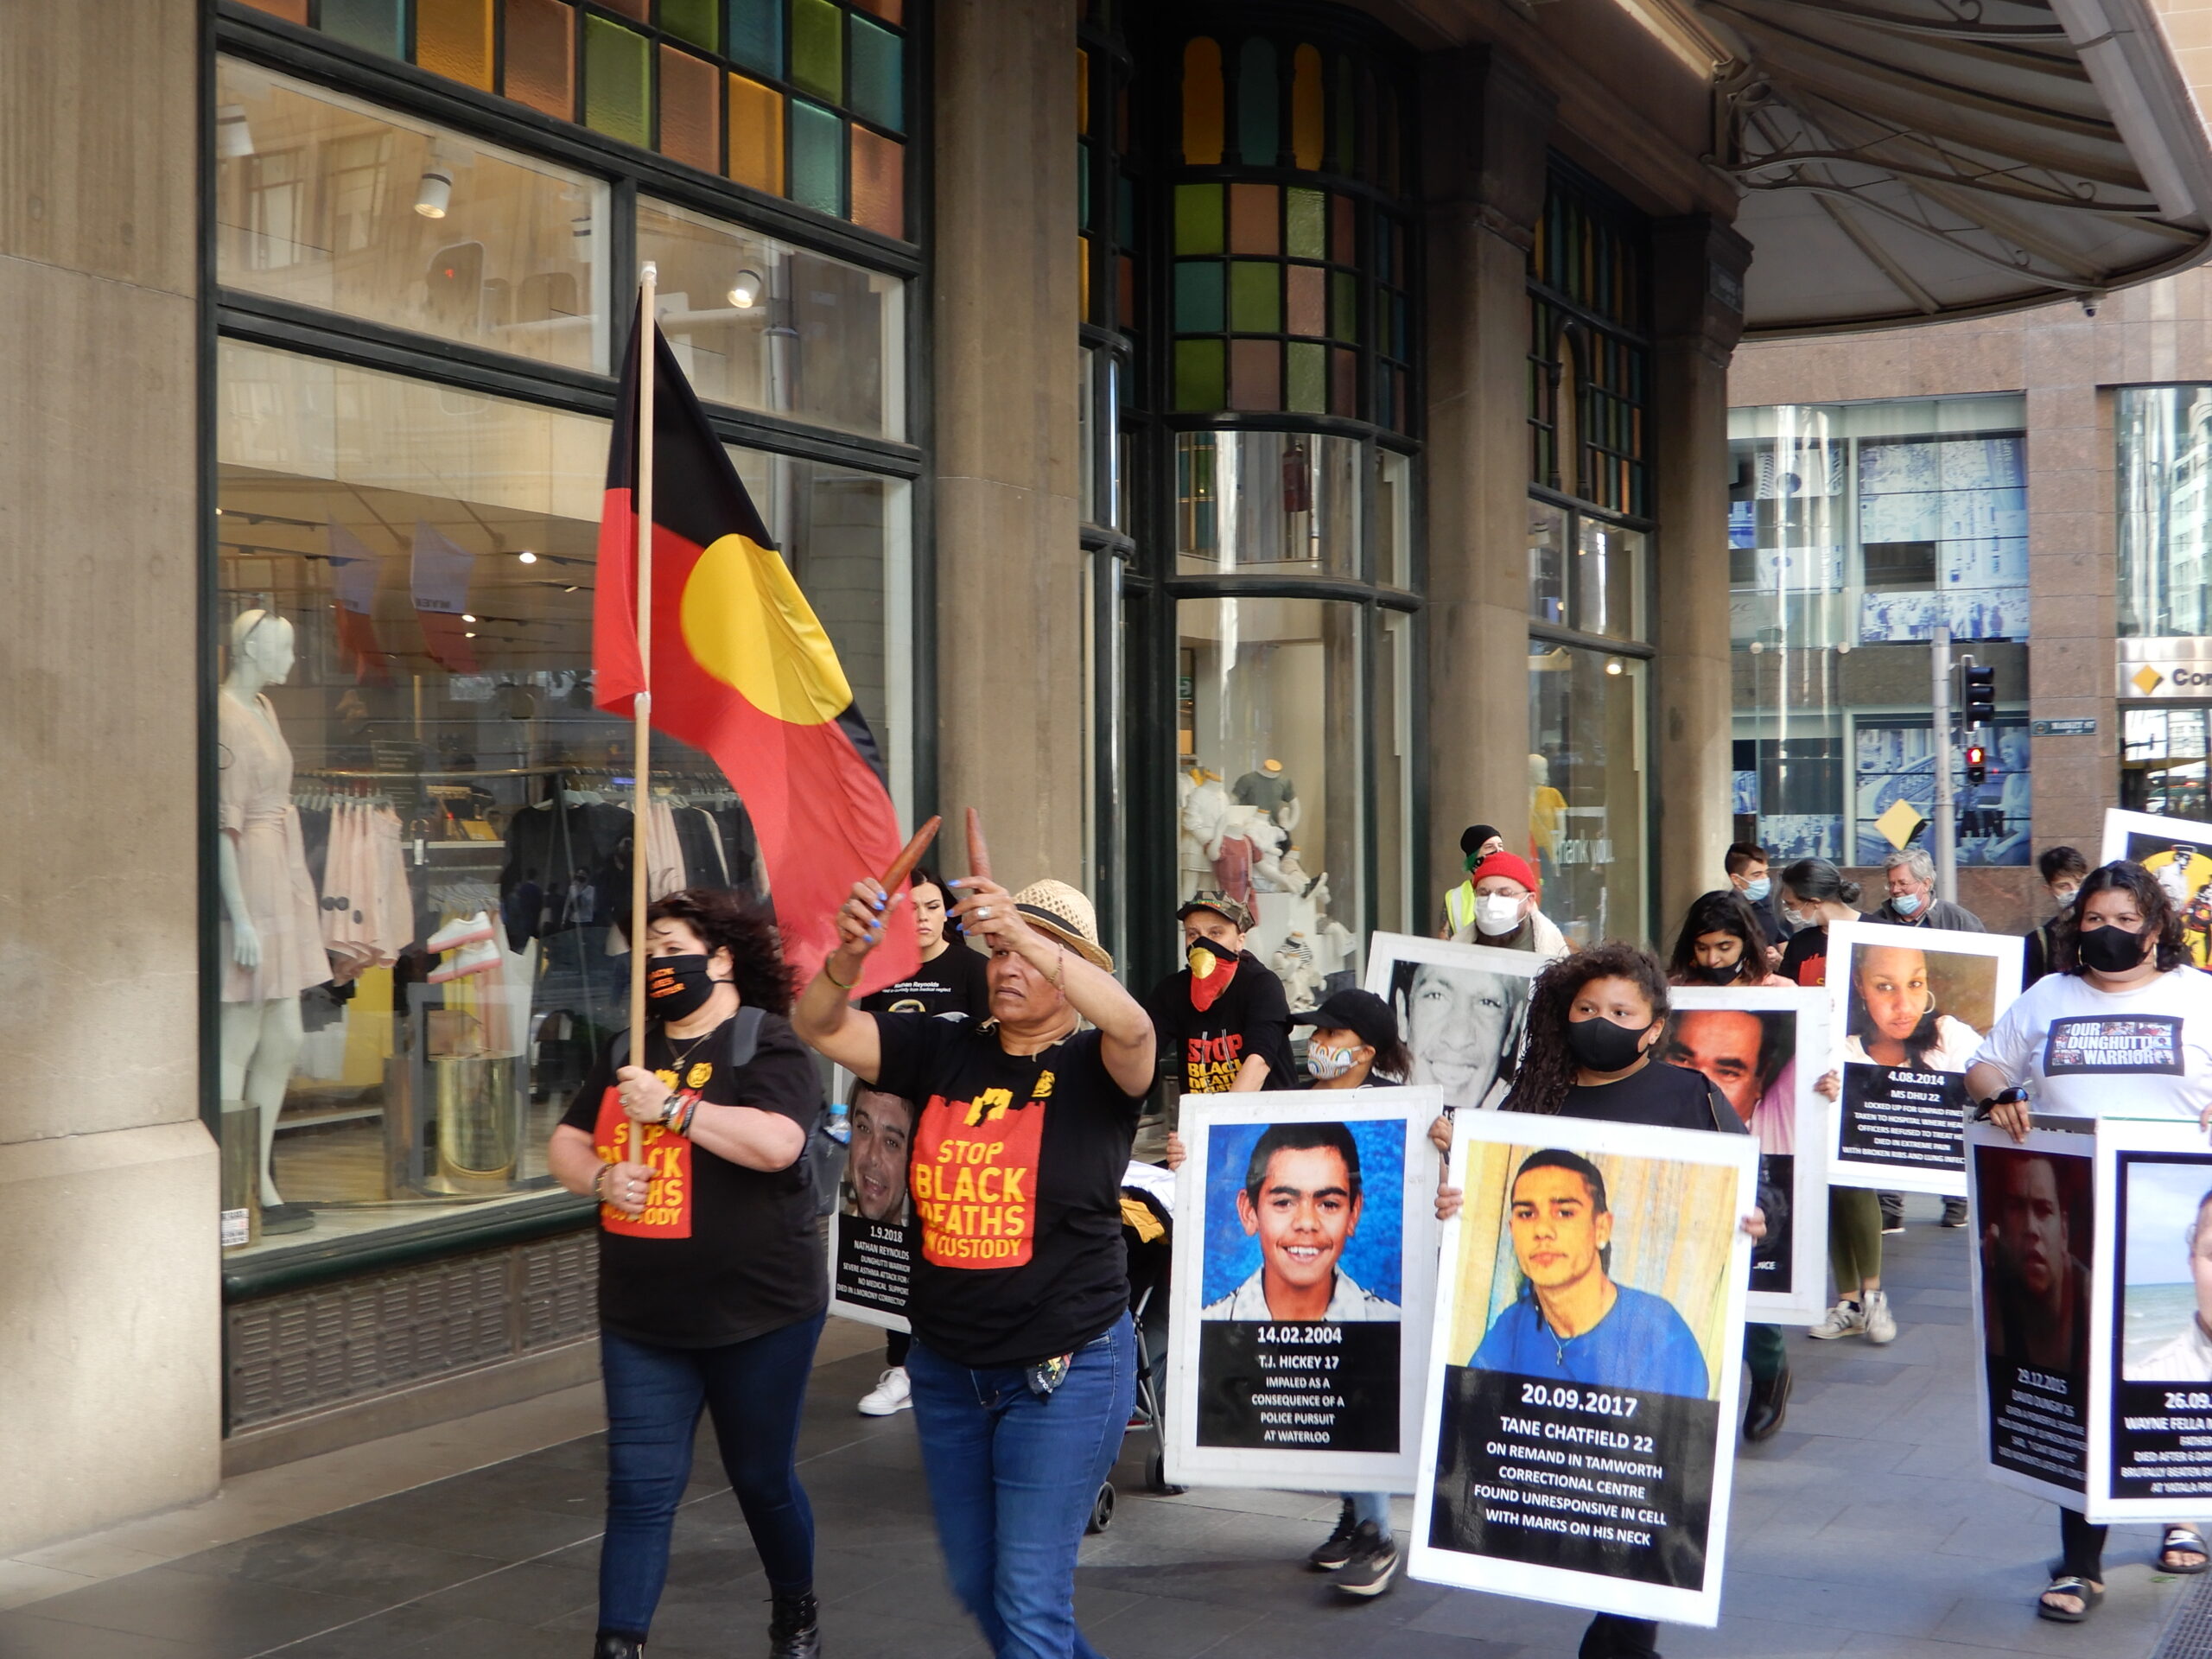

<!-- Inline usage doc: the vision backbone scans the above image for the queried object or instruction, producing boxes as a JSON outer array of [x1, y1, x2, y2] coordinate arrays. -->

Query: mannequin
[[1238, 810, 1290, 894], [1271, 933, 1324, 1013], [1179, 766, 1229, 900], [219, 610, 331, 1230], [1213, 803, 1263, 906], [1231, 757, 1300, 833], [1529, 753, 1567, 882]]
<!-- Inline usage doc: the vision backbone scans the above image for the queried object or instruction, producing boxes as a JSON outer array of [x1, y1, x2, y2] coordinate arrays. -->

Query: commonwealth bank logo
[[2133, 666, 2166, 696]]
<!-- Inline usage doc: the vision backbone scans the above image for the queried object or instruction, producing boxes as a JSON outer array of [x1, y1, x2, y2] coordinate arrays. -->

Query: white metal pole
[[1933, 625, 1956, 905]]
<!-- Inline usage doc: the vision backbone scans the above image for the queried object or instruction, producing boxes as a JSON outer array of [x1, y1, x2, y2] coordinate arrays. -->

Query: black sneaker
[[769, 1592, 820, 1659], [1332, 1522, 1401, 1598], [592, 1633, 644, 1659], [1307, 1497, 1359, 1571], [1941, 1198, 1969, 1228]]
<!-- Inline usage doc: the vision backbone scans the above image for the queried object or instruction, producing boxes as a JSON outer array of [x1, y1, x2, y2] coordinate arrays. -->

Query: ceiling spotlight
[[563, 584, 580, 593], [461, 613, 476, 623], [464, 631, 477, 639], [728, 269, 765, 308], [217, 104, 255, 161], [415, 166, 454, 219], [1605, 659, 1624, 676], [517, 550, 537, 564]]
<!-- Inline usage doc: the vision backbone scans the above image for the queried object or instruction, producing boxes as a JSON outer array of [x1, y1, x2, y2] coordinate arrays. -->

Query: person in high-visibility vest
[[1439, 824, 1505, 938], [1448, 851, 1568, 960]]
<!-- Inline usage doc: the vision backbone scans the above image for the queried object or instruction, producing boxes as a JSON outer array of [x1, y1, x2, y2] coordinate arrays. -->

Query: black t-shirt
[[860, 943, 989, 1020], [869, 1012, 1144, 1367], [1781, 926, 1831, 988], [1556, 1057, 1738, 1133], [561, 1012, 828, 1348], [1143, 951, 1295, 1095]]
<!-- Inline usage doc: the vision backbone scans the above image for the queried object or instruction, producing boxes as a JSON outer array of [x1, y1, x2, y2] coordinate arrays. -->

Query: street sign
[[2031, 718, 2098, 736]]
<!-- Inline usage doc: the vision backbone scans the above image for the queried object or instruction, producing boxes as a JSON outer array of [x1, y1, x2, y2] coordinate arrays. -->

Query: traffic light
[[1962, 664, 1996, 727], [1965, 743, 1987, 787]]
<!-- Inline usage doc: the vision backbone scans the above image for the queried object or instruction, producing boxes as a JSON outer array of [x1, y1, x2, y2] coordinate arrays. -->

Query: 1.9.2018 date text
[[1519, 1382, 1640, 1419]]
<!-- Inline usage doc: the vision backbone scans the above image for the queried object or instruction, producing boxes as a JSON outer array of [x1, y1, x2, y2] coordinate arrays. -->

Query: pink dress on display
[[218, 692, 330, 1004]]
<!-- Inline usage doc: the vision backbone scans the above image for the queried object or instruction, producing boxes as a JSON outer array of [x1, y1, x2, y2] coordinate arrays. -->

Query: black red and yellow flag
[[594, 320, 919, 996]]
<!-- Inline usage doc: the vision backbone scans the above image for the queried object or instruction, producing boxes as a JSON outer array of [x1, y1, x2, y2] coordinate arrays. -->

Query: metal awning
[[1687, 0, 2212, 334]]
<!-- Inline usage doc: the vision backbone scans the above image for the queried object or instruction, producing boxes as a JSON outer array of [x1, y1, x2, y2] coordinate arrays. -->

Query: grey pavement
[[2, 1194, 2202, 1658]]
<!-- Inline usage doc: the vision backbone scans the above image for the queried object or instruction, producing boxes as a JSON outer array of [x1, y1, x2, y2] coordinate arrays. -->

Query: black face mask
[[2077, 925, 2150, 976], [1697, 960, 1740, 984], [1567, 1014, 1651, 1073], [645, 953, 718, 1020]]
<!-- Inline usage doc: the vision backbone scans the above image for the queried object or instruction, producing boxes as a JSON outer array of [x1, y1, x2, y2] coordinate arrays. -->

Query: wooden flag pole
[[629, 263, 658, 1046]]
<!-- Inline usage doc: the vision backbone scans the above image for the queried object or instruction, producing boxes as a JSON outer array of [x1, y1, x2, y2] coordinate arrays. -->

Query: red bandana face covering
[[1188, 944, 1238, 1012]]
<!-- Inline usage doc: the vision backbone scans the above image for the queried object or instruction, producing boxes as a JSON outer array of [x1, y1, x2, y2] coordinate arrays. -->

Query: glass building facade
[[2119, 386, 2212, 817], [1727, 395, 2031, 868]]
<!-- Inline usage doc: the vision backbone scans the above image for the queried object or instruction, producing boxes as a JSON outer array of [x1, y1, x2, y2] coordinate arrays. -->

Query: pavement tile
[[0, 1612, 208, 1658], [0, 1567, 385, 1652]]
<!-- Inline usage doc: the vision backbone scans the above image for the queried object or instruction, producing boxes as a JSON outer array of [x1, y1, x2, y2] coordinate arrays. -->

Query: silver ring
[[976, 906, 992, 919]]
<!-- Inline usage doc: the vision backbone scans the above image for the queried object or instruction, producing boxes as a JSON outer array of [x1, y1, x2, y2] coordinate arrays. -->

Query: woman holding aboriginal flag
[[792, 816, 1156, 1659], [546, 888, 831, 1659]]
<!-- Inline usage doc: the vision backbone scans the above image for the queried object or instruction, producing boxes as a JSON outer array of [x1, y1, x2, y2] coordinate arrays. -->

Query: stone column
[[930, 0, 1084, 890], [0, 0, 219, 1552], [1421, 48, 1554, 926], [1649, 216, 1753, 935]]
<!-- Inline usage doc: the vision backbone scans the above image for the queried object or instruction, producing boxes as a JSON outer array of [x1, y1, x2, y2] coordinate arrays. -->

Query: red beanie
[[1469, 850, 1541, 896]]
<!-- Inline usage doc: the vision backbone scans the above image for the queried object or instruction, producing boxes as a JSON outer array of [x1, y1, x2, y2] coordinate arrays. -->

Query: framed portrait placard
[[2101, 809, 2212, 966], [1967, 1120, 2095, 1508], [2088, 1116, 2212, 1522], [1165, 1086, 1444, 1492], [1412, 1109, 1757, 1627], [1362, 932, 1546, 1115], [1665, 988, 1832, 1325], [824, 1084, 914, 1333], [1825, 920, 2022, 1196]]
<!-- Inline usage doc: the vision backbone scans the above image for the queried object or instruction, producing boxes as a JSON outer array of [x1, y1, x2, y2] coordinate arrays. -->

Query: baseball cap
[[1177, 892, 1255, 933], [1295, 988, 1398, 1054]]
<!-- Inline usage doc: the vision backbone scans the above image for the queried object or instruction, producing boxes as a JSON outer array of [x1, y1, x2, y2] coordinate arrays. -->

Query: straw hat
[[1010, 880, 1115, 972]]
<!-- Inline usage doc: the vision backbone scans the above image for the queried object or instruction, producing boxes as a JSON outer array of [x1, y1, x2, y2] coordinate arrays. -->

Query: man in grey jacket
[[1872, 848, 1985, 932]]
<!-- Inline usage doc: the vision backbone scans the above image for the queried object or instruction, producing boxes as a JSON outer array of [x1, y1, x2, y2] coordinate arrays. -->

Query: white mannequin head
[[1529, 753, 1549, 787], [229, 609, 296, 689]]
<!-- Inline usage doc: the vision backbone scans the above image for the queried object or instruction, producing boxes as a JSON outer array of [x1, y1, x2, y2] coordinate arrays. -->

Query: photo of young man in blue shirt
[[1471, 1149, 1710, 1398]]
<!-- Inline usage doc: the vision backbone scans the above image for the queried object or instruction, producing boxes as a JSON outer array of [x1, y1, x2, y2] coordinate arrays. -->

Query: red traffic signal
[[1965, 744, 1986, 786]]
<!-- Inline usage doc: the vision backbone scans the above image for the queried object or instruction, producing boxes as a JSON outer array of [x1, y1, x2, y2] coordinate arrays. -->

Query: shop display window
[[1174, 432, 1361, 577], [1527, 645, 1646, 948], [216, 59, 612, 372], [2124, 707, 2212, 818], [213, 339, 908, 1262], [1175, 598, 1365, 1007], [637, 195, 906, 441]]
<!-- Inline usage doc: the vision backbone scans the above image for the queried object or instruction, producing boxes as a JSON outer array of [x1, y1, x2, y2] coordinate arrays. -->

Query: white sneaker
[[428, 910, 494, 952], [1808, 1298, 1864, 1340], [427, 938, 500, 983], [1863, 1287, 1898, 1344], [857, 1366, 911, 1416]]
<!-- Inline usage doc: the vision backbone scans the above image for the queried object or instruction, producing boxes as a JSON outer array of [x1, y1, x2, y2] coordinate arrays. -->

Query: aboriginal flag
[[594, 318, 919, 996]]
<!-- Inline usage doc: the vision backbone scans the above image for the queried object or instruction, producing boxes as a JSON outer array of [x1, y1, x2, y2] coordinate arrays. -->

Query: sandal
[[2162, 1526, 2210, 1574], [2037, 1573, 2104, 1623]]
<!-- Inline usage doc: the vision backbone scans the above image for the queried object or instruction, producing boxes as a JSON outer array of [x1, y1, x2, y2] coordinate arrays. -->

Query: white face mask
[[1474, 894, 1525, 936], [1781, 904, 1808, 929], [1306, 1044, 1356, 1081]]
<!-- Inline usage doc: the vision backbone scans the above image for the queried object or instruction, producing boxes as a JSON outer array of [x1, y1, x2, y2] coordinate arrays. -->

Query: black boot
[[769, 1591, 821, 1659], [1743, 1364, 1792, 1442], [593, 1631, 645, 1658]]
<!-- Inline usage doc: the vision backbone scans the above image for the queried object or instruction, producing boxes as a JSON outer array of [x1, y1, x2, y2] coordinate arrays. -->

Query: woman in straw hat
[[793, 866, 1154, 1659]]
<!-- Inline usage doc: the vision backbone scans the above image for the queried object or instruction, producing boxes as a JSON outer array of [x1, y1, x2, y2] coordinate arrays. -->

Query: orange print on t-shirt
[[592, 1084, 695, 1238], [912, 1087, 1045, 1268]]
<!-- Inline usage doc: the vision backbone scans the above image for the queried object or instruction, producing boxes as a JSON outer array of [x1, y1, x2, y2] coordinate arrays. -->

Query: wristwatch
[[1972, 1085, 2029, 1120]]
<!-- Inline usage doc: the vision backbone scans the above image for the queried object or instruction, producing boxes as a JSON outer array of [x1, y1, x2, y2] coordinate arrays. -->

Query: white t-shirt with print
[[1967, 968, 2212, 1121]]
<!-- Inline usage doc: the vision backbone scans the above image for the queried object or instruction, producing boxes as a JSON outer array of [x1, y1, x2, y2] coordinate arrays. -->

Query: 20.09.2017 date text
[[1519, 1382, 1641, 1419]]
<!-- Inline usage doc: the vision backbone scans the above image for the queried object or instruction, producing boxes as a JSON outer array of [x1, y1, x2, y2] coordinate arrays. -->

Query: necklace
[[658, 1023, 719, 1080]]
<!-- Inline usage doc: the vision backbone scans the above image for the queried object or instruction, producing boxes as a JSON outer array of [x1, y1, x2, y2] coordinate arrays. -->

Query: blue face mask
[[1743, 877, 1771, 903], [1893, 891, 1924, 917]]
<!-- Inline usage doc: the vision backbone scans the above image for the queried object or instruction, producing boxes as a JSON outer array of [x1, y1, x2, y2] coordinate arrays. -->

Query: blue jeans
[[906, 1314, 1136, 1659], [1348, 1491, 1392, 1539], [596, 1313, 825, 1637]]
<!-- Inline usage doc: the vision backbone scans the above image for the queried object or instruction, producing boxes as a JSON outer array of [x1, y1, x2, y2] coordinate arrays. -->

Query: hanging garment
[[1213, 835, 1255, 909], [218, 693, 328, 1004], [646, 798, 687, 899]]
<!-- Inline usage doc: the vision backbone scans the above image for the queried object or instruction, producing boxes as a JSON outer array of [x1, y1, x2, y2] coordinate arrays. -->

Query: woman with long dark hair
[[545, 889, 829, 1659], [1968, 861, 2212, 1621], [1665, 890, 1791, 988], [1434, 944, 1763, 1659], [1841, 944, 1980, 1071]]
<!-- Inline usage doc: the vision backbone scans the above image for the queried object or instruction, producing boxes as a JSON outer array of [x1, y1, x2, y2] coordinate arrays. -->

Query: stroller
[[1087, 1160, 1185, 1533]]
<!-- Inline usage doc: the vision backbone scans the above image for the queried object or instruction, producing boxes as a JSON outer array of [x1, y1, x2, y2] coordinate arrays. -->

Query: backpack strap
[[725, 1004, 766, 1071]]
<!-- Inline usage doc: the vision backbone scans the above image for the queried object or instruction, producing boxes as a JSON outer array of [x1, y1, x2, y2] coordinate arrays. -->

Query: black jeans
[[1581, 1613, 1660, 1657], [2059, 1508, 2107, 1580]]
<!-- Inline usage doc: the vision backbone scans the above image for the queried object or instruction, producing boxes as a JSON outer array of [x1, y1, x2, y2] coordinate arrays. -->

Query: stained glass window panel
[[1229, 183, 1277, 256], [416, 0, 494, 88], [1287, 342, 1325, 413], [658, 46, 719, 173], [1229, 261, 1280, 334], [728, 0, 783, 76], [1230, 339, 1280, 410], [583, 16, 651, 147], [321, 0, 404, 56], [1174, 262, 1224, 332], [790, 0, 843, 103], [728, 73, 785, 194], [1182, 38, 1224, 165], [1174, 183, 1224, 255], [850, 125, 905, 238], [1291, 46, 1324, 170], [1176, 340, 1226, 411], [503, 0, 575, 118], [1286, 265, 1325, 337], [847, 16, 901, 130], [789, 96, 843, 216], [1286, 188, 1324, 260], [1236, 38, 1278, 167]]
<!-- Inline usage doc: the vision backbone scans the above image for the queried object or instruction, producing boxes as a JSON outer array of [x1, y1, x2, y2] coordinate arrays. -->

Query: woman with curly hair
[[547, 888, 830, 1659], [1665, 890, 1791, 988], [1433, 943, 1764, 1659], [1967, 860, 2212, 1622]]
